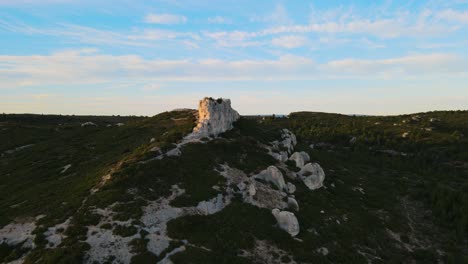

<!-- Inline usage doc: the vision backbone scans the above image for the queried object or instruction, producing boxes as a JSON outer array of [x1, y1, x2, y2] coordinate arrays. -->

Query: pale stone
[[81, 122, 97, 127], [248, 184, 256, 196], [289, 151, 311, 169], [300, 151, 310, 163], [317, 247, 329, 256], [289, 152, 305, 168], [248, 182, 287, 210], [298, 163, 325, 190], [254, 166, 286, 191], [286, 182, 296, 194], [191, 97, 240, 138], [271, 209, 300, 237], [196, 194, 226, 215], [287, 197, 299, 211]]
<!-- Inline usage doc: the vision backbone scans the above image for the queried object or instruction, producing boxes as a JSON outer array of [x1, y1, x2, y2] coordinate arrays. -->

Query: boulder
[[271, 151, 289, 162], [271, 209, 300, 237], [289, 151, 310, 168], [191, 97, 240, 138], [287, 197, 299, 211], [300, 151, 310, 163], [298, 163, 325, 190], [254, 166, 286, 191], [289, 152, 305, 168]]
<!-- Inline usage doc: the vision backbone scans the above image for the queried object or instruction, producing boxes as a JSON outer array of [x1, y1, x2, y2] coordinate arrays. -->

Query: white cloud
[[0, 51, 466, 90], [271, 35, 307, 49], [251, 4, 293, 25], [436, 9, 468, 23], [144, 13, 187, 24], [208, 16, 232, 24]]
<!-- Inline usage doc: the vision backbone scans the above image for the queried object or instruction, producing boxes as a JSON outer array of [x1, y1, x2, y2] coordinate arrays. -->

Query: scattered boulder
[[289, 152, 305, 168], [316, 247, 329, 256], [254, 166, 286, 191], [271, 209, 300, 237], [287, 197, 299, 211], [298, 163, 325, 190], [289, 151, 310, 168], [191, 97, 240, 138], [81, 122, 97, 127], [270, 151, 289, 162]]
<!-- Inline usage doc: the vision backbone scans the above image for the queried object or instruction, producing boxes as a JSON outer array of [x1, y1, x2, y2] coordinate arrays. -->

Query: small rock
[[316, 247, 329, 256], [248, 184, 256, 196], [286, 182, 296, 194], [237, 182, 247, 191], [81, 122, 97, 127]]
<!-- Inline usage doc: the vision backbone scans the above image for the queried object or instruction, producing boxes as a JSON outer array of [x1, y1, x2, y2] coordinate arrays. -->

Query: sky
[[0, 0, 467, 116]]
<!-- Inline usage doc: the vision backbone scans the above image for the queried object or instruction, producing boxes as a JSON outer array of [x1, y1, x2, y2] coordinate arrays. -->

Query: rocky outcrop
[[191, 97, 240, 138], [270, 129, 297, 162], [271, 209, 300, 237], [254, 166, 286, 191], [298, 163, 325, 190]]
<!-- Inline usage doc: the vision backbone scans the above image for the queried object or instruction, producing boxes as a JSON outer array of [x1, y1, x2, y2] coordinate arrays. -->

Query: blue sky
[[1, 0, 467, 115]]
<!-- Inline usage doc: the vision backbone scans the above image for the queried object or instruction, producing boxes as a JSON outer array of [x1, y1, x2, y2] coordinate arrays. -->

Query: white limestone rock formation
[[298, 163, 325, 190], [254, 166, 286, 191], [271, 209, 300, 237], [191, 97, 240, 138], [196, 194, 228, 215], [300, 151, 310, 163]]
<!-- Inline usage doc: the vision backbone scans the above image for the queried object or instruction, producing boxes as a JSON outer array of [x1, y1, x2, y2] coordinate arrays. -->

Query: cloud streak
[[0, 50, 465, 89], [144, 13, 187, 24]]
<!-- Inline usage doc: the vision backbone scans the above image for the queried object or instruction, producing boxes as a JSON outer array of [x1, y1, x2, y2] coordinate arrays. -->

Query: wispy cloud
[[436, 9, 468, 23], [1, 50, 465, 90], [272, 35, 307, 49], [208, 16, 232, 24], [144, 13, 187, 24]]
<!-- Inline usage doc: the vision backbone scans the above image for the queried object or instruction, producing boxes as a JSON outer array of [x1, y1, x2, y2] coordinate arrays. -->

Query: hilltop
[[0, 98, 467, 264]]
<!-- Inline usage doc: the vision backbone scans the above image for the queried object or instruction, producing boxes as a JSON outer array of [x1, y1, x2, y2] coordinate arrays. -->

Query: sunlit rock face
[[192, 97, 240, 137]]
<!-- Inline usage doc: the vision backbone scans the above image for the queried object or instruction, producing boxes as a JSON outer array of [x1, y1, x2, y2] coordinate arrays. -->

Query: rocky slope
[[0, 101, 466, 264]]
